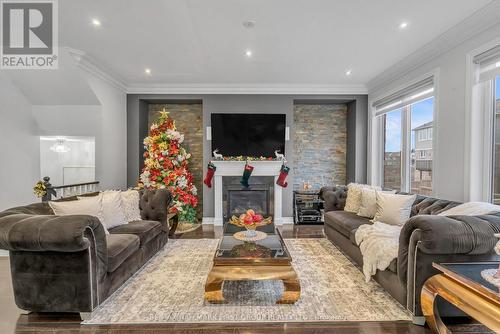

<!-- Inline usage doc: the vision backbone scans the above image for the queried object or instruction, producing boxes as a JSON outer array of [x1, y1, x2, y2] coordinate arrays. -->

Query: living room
[[1, 1, 500, 333]]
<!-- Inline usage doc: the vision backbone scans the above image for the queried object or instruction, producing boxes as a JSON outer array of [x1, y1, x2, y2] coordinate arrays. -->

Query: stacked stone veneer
[[293, 104, 347, 190], [149, 104, 203, 220]]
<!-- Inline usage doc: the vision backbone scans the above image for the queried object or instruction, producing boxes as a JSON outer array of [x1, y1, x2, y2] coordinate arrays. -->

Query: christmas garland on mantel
[[218, 156, 278, 161]]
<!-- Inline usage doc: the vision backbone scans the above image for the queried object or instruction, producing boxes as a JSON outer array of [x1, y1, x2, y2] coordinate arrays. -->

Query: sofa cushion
[[324, 211, 370, 238], [108, 220, 162, 247], [106, 234, 140, 272]]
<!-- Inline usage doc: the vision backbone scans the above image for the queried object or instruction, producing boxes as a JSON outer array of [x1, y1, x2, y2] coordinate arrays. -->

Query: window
[[373, 77, 435, 194], [383, 109, 402, 190], [410, 98, 434, 196], [492, 76, 500, 204], [472, 44, 500, 203]]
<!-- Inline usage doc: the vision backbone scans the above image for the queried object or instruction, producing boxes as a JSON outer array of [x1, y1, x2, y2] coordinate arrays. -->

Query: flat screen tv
[[211, 113, 286, 158]]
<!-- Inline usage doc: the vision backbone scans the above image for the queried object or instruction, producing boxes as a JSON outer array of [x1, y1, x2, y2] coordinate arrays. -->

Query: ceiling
[[59, 0, 494, 90]]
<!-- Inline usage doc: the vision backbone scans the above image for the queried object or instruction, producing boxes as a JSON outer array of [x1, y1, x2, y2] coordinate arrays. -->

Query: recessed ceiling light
[[242, 20, 256, 29], [91, 18, 101, 27], [245, 50, 253, 57], [144, 68, 151, 75], [345, 69, 352, 76], [399, 22, 409, 30]]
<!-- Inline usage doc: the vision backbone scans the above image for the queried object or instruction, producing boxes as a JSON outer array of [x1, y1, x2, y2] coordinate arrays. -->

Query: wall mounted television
[[211, 113, 286, 158]]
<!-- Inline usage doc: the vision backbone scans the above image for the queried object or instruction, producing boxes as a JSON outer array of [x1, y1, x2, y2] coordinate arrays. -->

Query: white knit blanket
[[438, 201, 500, 216], [355, 222, 402, 282]]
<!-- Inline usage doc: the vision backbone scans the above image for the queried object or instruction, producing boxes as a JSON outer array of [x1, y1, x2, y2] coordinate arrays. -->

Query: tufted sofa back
[[409, 195, 461, 217], [139, 189, 172, 231], [319, 185, 463, 217]]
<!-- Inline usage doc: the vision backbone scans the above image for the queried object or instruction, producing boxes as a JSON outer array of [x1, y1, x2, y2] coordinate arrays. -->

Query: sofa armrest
[[399, 214, 500, 280], [319, 186, 347, 212], [0, 213, 107, 252], [400, 214, 500, 256], [398, 214, 500, 316], [139, 188, 173, 232]]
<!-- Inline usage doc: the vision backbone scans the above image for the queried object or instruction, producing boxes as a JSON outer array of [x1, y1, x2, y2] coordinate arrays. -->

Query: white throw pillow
[[344, 183, 381, 213], [357, 188, 396, 219], [372, 192, 417, 226], [49, 195, 108, 234], [99, 191, 128, 230], [121, 189, 142, 222]]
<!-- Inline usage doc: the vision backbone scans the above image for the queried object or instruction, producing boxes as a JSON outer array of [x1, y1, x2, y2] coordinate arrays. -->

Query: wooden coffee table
[[204, 228, 301, 304]]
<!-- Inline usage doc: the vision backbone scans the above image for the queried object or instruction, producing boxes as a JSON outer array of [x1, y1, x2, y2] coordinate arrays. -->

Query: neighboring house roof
[[412, 121, 433, 132]]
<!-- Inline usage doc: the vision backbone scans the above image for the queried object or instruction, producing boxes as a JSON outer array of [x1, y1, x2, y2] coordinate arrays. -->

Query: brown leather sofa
[[320, 186, 500, 324], [0, 188, 171, 318]]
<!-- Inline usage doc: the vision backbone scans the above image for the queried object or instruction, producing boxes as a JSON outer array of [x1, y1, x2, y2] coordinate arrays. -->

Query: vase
[[244, 226, 257, 238]]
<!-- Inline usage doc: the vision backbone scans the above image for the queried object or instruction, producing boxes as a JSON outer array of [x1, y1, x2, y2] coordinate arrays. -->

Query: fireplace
[[211, 161, 285, 226], [223, 176, 274, 221]]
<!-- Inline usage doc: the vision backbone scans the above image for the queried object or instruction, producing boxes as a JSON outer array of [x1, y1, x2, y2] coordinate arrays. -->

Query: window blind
[[372, 76, 434, 116], [474, 44, 500, 82]]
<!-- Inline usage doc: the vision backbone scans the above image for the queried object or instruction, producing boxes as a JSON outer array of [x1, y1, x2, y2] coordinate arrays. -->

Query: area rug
[[83, 238, 410, 324]]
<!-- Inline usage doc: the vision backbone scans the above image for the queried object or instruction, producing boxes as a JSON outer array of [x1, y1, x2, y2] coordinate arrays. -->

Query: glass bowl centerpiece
[[229, 209, 272, 239]]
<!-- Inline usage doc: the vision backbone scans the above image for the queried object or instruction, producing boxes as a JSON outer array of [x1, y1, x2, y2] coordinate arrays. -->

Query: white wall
[[40, 137, 96, 186], [368, 22, 500, 202], [82, 72, 127, 190], [32, 75, 127, 191], [0, 75, 39, 210]]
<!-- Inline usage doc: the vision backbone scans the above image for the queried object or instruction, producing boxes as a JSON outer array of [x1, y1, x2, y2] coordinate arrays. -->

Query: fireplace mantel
[[210, 160, 285, 226]]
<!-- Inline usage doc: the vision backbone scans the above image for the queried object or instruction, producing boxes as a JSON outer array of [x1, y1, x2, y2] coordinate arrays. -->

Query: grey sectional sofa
[[0, 188, 171, 318], [320, 186, 500, 323]]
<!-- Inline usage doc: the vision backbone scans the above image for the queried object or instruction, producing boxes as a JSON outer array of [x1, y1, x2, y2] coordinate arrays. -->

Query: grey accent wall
[[347, 96, 368, 183], [127, 94, 368, 218], [202, 95, 295, 217]]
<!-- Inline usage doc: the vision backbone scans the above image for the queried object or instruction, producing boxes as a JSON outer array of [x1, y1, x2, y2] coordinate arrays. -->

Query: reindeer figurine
[[274, 150, 285, 161], [213, 149, 223, 160]]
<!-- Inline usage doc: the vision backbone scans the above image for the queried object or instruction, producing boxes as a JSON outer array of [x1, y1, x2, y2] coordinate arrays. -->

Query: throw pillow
[[121, 189, 142, 222], [357, 188, 396, 219], [49, 195, 108, 234], [344, 183, 381, 213], [98, 191, 128, 230], [372, 192, 417, 225]]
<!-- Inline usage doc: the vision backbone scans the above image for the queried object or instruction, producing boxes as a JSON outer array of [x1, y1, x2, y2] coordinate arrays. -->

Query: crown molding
[[65, 46, 367, 95], [65, 47, 128, 93], [125, 83, 368, 95], [366, 1, 500, 94]]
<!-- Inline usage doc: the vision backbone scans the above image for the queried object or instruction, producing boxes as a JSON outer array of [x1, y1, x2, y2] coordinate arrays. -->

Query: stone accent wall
[[293, 104, 347, 190], [149, 104, 203, 220]]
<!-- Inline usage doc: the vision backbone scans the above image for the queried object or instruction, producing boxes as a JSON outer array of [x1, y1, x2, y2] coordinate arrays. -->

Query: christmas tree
[[139, 110, 198, 223]]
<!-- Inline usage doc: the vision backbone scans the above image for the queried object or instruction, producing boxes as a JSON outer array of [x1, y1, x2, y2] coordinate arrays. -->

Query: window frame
[[381, 98, 435, 193]]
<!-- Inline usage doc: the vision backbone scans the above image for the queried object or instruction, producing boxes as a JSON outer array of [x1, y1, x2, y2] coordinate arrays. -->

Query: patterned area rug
[[83, 238, 410, 324]]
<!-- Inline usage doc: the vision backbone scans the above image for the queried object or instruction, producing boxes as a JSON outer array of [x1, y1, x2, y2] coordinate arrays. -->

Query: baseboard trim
[[279, 217, 294, 225], [0, 250, 9, 257], [202, 217, 215, 225]]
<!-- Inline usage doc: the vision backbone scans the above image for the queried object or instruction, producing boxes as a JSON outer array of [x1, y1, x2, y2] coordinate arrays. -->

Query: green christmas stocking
[[240, 163, 254, 188]]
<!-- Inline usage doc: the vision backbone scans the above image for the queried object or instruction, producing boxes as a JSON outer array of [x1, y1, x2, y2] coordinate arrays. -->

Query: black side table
[[293, 190, 324, 225]]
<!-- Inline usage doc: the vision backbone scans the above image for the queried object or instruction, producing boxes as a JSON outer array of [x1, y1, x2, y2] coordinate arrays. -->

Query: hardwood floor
[[0, 224, 491, 333]]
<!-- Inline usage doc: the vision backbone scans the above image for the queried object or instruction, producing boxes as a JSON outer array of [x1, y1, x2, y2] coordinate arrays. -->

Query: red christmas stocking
[[204, 162, 216, 188], [276, 164, 290, 188]]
